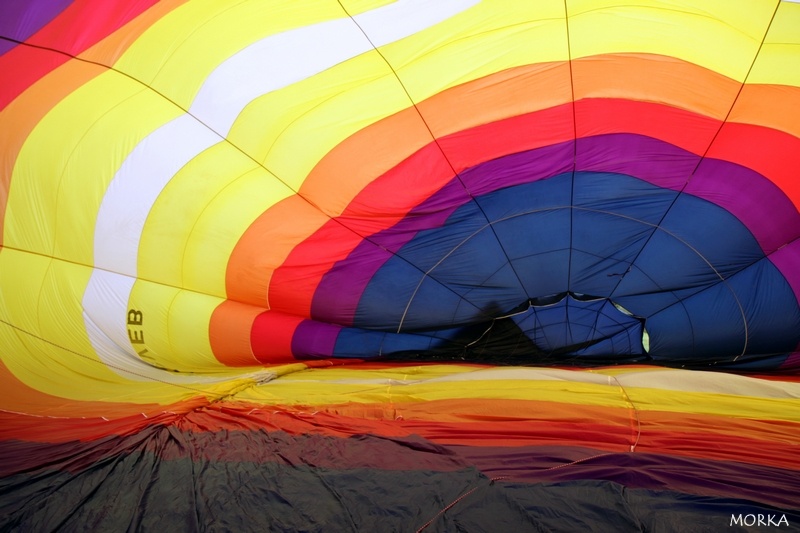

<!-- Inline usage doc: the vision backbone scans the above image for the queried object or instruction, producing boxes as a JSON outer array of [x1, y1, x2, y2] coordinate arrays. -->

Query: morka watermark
[[730, 514, 790, 527]]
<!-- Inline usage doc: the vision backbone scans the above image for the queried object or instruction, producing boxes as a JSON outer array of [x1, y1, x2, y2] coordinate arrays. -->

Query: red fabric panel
[[250, 311, 303, 364], [0, 0, 157, 111]]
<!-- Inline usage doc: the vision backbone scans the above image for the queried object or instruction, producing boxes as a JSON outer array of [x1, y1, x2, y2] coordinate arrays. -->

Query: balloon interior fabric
[[1, 0, 799, 531]]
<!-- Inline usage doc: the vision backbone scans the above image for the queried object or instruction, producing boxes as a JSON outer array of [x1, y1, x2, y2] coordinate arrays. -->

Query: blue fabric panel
[[648, 257, 800, 360], [351, 167, 797, 360]]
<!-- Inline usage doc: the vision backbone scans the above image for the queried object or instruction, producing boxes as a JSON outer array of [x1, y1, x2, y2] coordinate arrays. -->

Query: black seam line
[[565, 242, 696, 351], [34, 88, 147, 346], [527, 298, 640, 358], [0, 250, 281, 393], [377, 257, 513, 351], [457, 260, 513, 303], [0, 317, 226, 396], [368, 201, 787, 352], [532, 299, 557, 355], [427, 203, 778, 356], [260, 15, 559, 164], [566, 205, 751, 350], [602, 1, 783, 359], [563, 0, 578, 351], [333, 1, 531, 333], [1, 35, 482, 321]]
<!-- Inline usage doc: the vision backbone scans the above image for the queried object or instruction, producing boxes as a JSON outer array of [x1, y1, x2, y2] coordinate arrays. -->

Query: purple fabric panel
[[0, 0, 73, 42], [365, 179, 470, 255], [575, 133, 698, 189], [447, 446, 800, 509], [291, 319, 340, 357], [309, 243, 394, 326], [0, 39, 15, 56], [769, 241, 800, 302], [686, 158, 800, 254], [459, 141, 573, 196]]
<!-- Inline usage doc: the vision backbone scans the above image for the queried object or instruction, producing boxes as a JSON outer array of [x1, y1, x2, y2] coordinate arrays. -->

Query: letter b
[[127, 309, 143, 326]]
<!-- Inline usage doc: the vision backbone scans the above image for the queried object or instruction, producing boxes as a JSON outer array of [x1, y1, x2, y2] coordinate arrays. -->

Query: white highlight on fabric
[[83, 0, 479, 382], [93, 114, 220, 276], [279, 367, 800, 399], [190, 0, 480, 135]]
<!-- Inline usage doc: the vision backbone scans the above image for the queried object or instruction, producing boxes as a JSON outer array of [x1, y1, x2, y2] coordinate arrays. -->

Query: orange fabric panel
[[732, 83, 800, 140], [0, 358, 179, 423], [209, 300, 262, 366], [225, 194, 330, 307], [572, 53, 737, 120]]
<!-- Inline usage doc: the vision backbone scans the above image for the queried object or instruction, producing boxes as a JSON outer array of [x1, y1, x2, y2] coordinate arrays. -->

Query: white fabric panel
[[93, 113, 220, 277], [190, 0, 480, 134], [357, 0, 480, 48]]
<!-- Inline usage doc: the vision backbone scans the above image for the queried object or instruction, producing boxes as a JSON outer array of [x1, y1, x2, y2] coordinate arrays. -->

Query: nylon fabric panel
[[568, 0, 775, 82]]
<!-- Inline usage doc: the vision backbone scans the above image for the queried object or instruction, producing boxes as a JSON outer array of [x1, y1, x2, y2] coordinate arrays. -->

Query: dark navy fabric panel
[[476, 172, 572, 223], [350, 166, 798, 362], [660, 192, 765, 277], [512, 251, 572, 297], [491, 209, 571, 261], [648, 257, 800, 360], [333, 328, 438, 357]]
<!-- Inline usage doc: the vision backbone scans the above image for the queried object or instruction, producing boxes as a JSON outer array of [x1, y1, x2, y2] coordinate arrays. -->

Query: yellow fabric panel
[[76, 0, 190, 67], [127, 279, 247, 373], [379, 0, 569, 102], [0, 253, 260, 407], [167, 290, 241, 373], [182, 167, 294, 297], [0, 248, 53, 347], [114, 0, 349, 110], [625, 386, 800, 423], [126, 279, 180, 370], [233, 52, 415, 192], [138, 141, 292, 297], [228, 50, 392, 171], [231, 365, 800, 425], [568, 0, 776, 82], [5, 72, 181, 262], [0, 249, 180, 404], [748, 1, 800, 86], [273, 364, 483, 382], [236, 375, 633, 409]]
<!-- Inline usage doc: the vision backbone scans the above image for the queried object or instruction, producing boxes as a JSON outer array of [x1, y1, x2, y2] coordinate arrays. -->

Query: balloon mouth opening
[[384, 292, 650, 365]]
